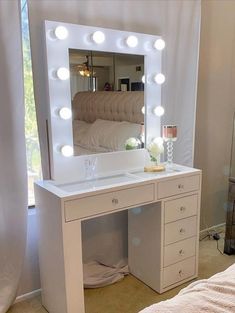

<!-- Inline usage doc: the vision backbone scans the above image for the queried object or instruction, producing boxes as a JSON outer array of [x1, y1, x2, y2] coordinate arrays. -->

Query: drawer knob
[[112, 198, 119, 205], [179, 249, 184, 255], [178, 184, 184, 189], [179, 228, 186, 234], [180, 206, 186, 212], [179, 269, 183, 276]]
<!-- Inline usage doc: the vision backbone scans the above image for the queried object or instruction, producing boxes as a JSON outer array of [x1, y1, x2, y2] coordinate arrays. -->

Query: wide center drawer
[[64, 183, 154, 221], [164, 237, 196, 267], [164, 194, 198, 223], [158, 175, 200, 199], [164, 216, 197, 245]]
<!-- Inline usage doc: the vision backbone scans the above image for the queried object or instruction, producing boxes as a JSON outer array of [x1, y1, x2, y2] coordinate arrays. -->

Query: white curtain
[[0, 1, 28, 312], [28, 0, 200, 268]]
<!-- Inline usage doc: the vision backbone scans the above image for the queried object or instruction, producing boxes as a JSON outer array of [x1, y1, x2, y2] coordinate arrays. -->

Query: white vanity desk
[[35, 164, 201, 313]]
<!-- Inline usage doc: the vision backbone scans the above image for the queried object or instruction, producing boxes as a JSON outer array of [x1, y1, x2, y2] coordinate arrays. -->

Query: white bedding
[[139, 263, 235, 313], [73, 119, 142, 154]]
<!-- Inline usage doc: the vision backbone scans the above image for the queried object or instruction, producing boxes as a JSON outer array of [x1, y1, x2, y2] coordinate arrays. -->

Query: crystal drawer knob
[[178, 184, 184, 189], [179, 249, 184, 255], [179, 228, 185, 234], [112, 198, 119, 205], [180, 206, 186, 212]]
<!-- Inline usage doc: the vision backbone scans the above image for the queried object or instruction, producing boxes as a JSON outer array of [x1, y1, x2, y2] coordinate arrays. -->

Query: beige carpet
[[8, 236, 235, 313]]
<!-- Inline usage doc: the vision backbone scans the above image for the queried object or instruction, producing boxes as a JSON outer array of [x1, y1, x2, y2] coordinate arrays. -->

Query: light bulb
[[154, 38, 165, 50], [61, 145, 74, 157], [126, 35, 138, 48], [141, 106, 145, 114], [154, 73, 165, 85], [54, 26, 68, 40], [92, 31, 105, 44], [153, 106, 165, 117], [59, 107, 72, 120], [56, 67, 70, 80], [142, 75, 145, 84]]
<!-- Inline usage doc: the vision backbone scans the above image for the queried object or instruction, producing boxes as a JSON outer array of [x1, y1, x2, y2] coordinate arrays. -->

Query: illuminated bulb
[[154, 38, 165, 50], [56, 67, 70, 80], [153, 106, 165, 117], [59, 107, 72, 120], [54, 26, 68, 40], [126, 35, 138, 48], [92, 31, 105, 44], [141, 106, 145, 114], [154, 73, 165, 85], [61, 145, 74, 157], [142, 75, 145, 84]]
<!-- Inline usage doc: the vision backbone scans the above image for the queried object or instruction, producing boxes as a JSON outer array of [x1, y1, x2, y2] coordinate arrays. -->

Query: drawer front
[[164, 237, 196, 267], [158, 175, 200, 199], [163, 256, 196, 288], [164, 195, 198, 223], [65, 183, 154, 221], [164, 216, 197, 245]]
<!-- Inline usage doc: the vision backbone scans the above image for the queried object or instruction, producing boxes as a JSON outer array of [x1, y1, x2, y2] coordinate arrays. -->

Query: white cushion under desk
[[34, 164, 201, 313]]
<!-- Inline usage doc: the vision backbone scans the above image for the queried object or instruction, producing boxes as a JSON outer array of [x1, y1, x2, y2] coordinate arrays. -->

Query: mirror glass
[[69, 49, 145, 156]]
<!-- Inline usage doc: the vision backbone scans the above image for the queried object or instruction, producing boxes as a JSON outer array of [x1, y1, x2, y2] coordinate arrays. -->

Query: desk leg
[[63, 220, 85, 313]]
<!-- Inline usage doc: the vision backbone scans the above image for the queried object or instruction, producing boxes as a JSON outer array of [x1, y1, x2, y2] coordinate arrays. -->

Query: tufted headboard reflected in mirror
[[44, 20, 164, 180]]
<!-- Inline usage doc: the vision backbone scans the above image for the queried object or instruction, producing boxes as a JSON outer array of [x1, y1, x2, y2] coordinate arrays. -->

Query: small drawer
[[64, 183, 154, 221], [164, 194, 198, 223], [163, 256, 196, 288], [164, 237, 196, 267], [164, 216, 197, 245], [158, 175, 200, 199]]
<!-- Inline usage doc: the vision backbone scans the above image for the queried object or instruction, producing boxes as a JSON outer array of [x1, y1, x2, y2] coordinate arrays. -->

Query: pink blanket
[[139, 263, 235, 313]]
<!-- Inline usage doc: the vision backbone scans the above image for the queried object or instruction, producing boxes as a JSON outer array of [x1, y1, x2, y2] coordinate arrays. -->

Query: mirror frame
[[44, 20, 163, 180]]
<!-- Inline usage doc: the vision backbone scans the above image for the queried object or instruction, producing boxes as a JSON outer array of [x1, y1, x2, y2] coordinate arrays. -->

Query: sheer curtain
[[28, 0, 200, 271], [0, 1, 28, 312]]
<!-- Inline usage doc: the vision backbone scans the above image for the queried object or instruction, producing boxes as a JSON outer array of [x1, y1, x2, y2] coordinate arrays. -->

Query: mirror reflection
[[69, 49, 145, 156]]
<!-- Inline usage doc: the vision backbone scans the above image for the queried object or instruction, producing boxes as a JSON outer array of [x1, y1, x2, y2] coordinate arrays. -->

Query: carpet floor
[[8, 234, 235, 313]]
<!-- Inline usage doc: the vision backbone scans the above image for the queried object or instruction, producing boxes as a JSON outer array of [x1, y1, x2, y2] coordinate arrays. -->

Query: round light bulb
[[141, 106, 145, 114], [92, 31, 105, 44], [154, 38, 165, 50], [61, 145, 74, 157], [59, 107, 72, 120], [56, 67, 70, 80], [126, 35, 138, 48], [142, 75, 145, 84], [154, 73, 165, 85], [153, 105, 165, 117], [54, 26, 68, 40]]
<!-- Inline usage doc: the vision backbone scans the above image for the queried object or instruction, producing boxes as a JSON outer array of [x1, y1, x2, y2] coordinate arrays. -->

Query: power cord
[[212, 233, 224, 255]]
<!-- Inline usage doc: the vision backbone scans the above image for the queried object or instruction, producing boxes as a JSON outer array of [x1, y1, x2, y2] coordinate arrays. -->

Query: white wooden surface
[[35, 165, 201, 312]]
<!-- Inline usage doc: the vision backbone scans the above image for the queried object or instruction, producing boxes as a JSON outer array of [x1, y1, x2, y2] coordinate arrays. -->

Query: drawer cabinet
[[158, 175, 200, 199], [164, 216, 197, 245], [164, 237, 196, 267], [163, 256, 196, 288], [65, 183, 154, 221], [164, 194, 198, 223]]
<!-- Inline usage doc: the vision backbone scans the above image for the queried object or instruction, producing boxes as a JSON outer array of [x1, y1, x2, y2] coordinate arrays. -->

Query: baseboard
[[14, 289, 41, 304], [200, 222, 225, 239]]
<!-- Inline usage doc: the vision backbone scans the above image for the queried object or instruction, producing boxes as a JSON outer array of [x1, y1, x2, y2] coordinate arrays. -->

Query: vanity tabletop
[[35, 163, 201, 200]]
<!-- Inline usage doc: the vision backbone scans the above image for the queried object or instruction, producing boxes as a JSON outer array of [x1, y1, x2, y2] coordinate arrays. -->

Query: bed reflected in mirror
[[69, 49, 145, 156]]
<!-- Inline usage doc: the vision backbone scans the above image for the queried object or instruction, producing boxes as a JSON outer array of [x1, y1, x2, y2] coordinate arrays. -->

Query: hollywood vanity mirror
[[44, 20, 164, 181], [36, 20, 201, 313]]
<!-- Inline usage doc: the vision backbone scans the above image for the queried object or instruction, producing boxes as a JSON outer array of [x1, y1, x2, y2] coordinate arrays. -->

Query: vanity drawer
[[64, 183, 154, 221], [158, 175, 200, 199], [164, 194, 198, 223], [164, 216, 197, 245], [163, 237, 196, 267], [163, 256, 196, 288]]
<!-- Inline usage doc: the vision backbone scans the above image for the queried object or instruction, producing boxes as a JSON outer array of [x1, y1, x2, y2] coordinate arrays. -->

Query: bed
[[72, 91, 144, 155], [139, 263, 235, 313]]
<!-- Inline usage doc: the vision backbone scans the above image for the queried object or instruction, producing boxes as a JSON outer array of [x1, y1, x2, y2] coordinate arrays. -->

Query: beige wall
[[195, 0, 235, 229]]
